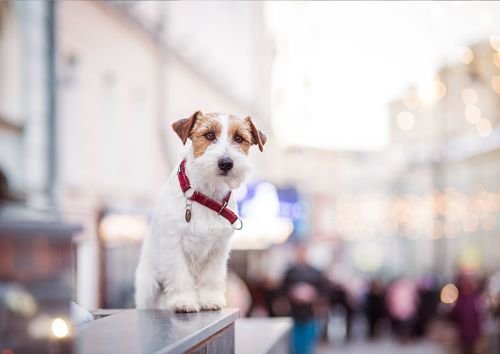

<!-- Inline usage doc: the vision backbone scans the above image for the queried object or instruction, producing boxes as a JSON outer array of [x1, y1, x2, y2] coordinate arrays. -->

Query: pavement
[[317, 338, 445, 354]]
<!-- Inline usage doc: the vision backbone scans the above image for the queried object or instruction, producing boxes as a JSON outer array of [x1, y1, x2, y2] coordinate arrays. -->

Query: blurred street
[[318, 339, 444, 354], [1, 1, 500, 354]]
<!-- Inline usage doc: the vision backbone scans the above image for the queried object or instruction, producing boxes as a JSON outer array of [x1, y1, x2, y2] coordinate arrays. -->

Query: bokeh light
[[489, 34, 500, 51], [457, 46, 474, 64], [417, 79, 447, 104], [51, 318, 70, 339], [440, 283, 459, 304], [465, 105, 481, 124], [493, 52, 500, 68], [352, 243, 384, 272], [476, 118, 493, 137], [99, 214, 149, 245], [491, 76, 500, 94], [396, 111, 415, 131]]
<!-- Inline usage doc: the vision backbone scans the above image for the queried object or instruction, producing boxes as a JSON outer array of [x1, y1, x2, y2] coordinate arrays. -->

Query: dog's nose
[[218, 157, 233, 172]]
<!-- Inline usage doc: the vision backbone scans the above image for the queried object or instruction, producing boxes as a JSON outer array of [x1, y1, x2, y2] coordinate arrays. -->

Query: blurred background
[[0, 1, 499, 354]]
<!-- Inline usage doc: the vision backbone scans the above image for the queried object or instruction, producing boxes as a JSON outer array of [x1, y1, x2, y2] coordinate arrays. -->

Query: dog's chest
[[186, 202, 234, 238], [154, 173, 236, 258], [180, 203, 233, 260]]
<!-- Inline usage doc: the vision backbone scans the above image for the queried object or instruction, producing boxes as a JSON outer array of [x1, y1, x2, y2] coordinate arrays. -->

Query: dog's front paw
[[198, 291, 225, 311], [200, 302, 223, 311], [167, 293, 200, 313], [172, 301, 200, 313]]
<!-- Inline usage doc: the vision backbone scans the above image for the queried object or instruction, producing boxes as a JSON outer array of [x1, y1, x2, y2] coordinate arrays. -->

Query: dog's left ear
[[172, 111, 202, 145], [245, 116, 267, 152]]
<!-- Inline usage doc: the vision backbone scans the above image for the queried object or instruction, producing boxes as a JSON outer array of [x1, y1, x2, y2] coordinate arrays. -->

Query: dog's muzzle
[[217, 157, 233, 173]]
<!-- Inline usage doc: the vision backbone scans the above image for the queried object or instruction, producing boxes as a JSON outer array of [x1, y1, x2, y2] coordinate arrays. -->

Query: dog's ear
[[245, 116, 267, 152], [172, 111, 202, 145]]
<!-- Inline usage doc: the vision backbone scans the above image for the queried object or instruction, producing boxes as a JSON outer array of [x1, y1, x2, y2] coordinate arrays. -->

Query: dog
[[134, 111, 266, 312]]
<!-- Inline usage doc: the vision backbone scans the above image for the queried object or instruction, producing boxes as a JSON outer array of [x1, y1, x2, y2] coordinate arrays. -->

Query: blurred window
[[60, 55, 83, 186], [101, 73, 120, 188], [0, 1, 22, 124], [0, 1, 23, 191]]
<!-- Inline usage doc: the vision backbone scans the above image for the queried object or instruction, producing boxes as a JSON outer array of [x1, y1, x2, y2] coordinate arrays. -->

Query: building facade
[[388, 39, 500, 276], [0, 0, 275, 308]]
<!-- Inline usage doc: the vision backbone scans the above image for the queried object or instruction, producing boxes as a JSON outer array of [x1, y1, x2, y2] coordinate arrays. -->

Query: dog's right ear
[[172, 111, 203, 145]]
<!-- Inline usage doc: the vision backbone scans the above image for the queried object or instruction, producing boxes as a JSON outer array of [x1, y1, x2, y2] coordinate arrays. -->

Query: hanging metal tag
[[185, 199, 192, 223]]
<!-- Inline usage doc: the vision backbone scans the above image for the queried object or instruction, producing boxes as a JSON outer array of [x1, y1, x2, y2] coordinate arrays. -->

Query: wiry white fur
[[134, 114, 251, 312]]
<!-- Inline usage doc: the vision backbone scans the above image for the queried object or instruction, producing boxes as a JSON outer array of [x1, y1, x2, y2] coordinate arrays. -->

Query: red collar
[[177, 159, 242, 229]]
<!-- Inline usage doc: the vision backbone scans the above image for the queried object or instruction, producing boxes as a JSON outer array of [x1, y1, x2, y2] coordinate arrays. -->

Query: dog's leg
[[197, 243, 229, 311], [162, 250, 200, 313], [134, 262, 160, 309]]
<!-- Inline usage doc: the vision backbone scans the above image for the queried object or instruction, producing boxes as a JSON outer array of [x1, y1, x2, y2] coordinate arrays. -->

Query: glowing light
[[491, 76, 500, 94], [232, 182, 294, 250], [99, 214, 149, 244], [476, 118, 492, 137], [493, 53, 500, 69], [440, 283, 459, 304], [461, 88, 478, 106], [396, 111, 415, 131], [460, 245, 481, 270], [352, 243, 384, 272], [457, 47, 474, 64], [231, 218, 293, 250], [489, 35, 500, 51], [5, 287, 37, 316], [51, 318, 69, 339], [464, 105, 481, 124], [417, 79, 446, 104]]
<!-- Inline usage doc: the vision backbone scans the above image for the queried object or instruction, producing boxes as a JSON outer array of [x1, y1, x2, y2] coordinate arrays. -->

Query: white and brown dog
[[135, 111, 266, 312]]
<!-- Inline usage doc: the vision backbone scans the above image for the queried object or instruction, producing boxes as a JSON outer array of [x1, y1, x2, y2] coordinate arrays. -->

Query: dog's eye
[[234, 135, 243, 144], [205, 132, 216, 141]]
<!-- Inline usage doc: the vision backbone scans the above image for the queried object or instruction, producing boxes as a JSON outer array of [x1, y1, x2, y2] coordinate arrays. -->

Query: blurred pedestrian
[[386, 277, 419, 342], [329, 281, 354, 342], [415, 274, 440, 337], [486, 271, 500, 354], [450, 272, 484, 354], [0, 167, 21, 204], [282, 244, 329, 354], [365, 279, 386, 339], [487, 271, 500, 318]]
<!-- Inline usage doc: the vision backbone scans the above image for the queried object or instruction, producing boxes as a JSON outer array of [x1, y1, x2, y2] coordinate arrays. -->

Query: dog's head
[[172, 111, 266, 190]]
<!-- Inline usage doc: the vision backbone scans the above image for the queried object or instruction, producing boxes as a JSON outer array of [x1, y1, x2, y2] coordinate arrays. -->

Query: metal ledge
[[76, 308, 239, 354], [235, 318, 292, 354]]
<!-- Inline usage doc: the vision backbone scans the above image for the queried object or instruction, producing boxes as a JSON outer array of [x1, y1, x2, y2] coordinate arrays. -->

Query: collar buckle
[[183, 187, 193, 199], [217, 200, 228, 215]]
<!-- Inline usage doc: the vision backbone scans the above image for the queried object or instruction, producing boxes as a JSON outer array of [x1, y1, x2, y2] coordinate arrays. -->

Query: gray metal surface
[[235, 318, 292, 354], [75, 308, 239, 354]]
